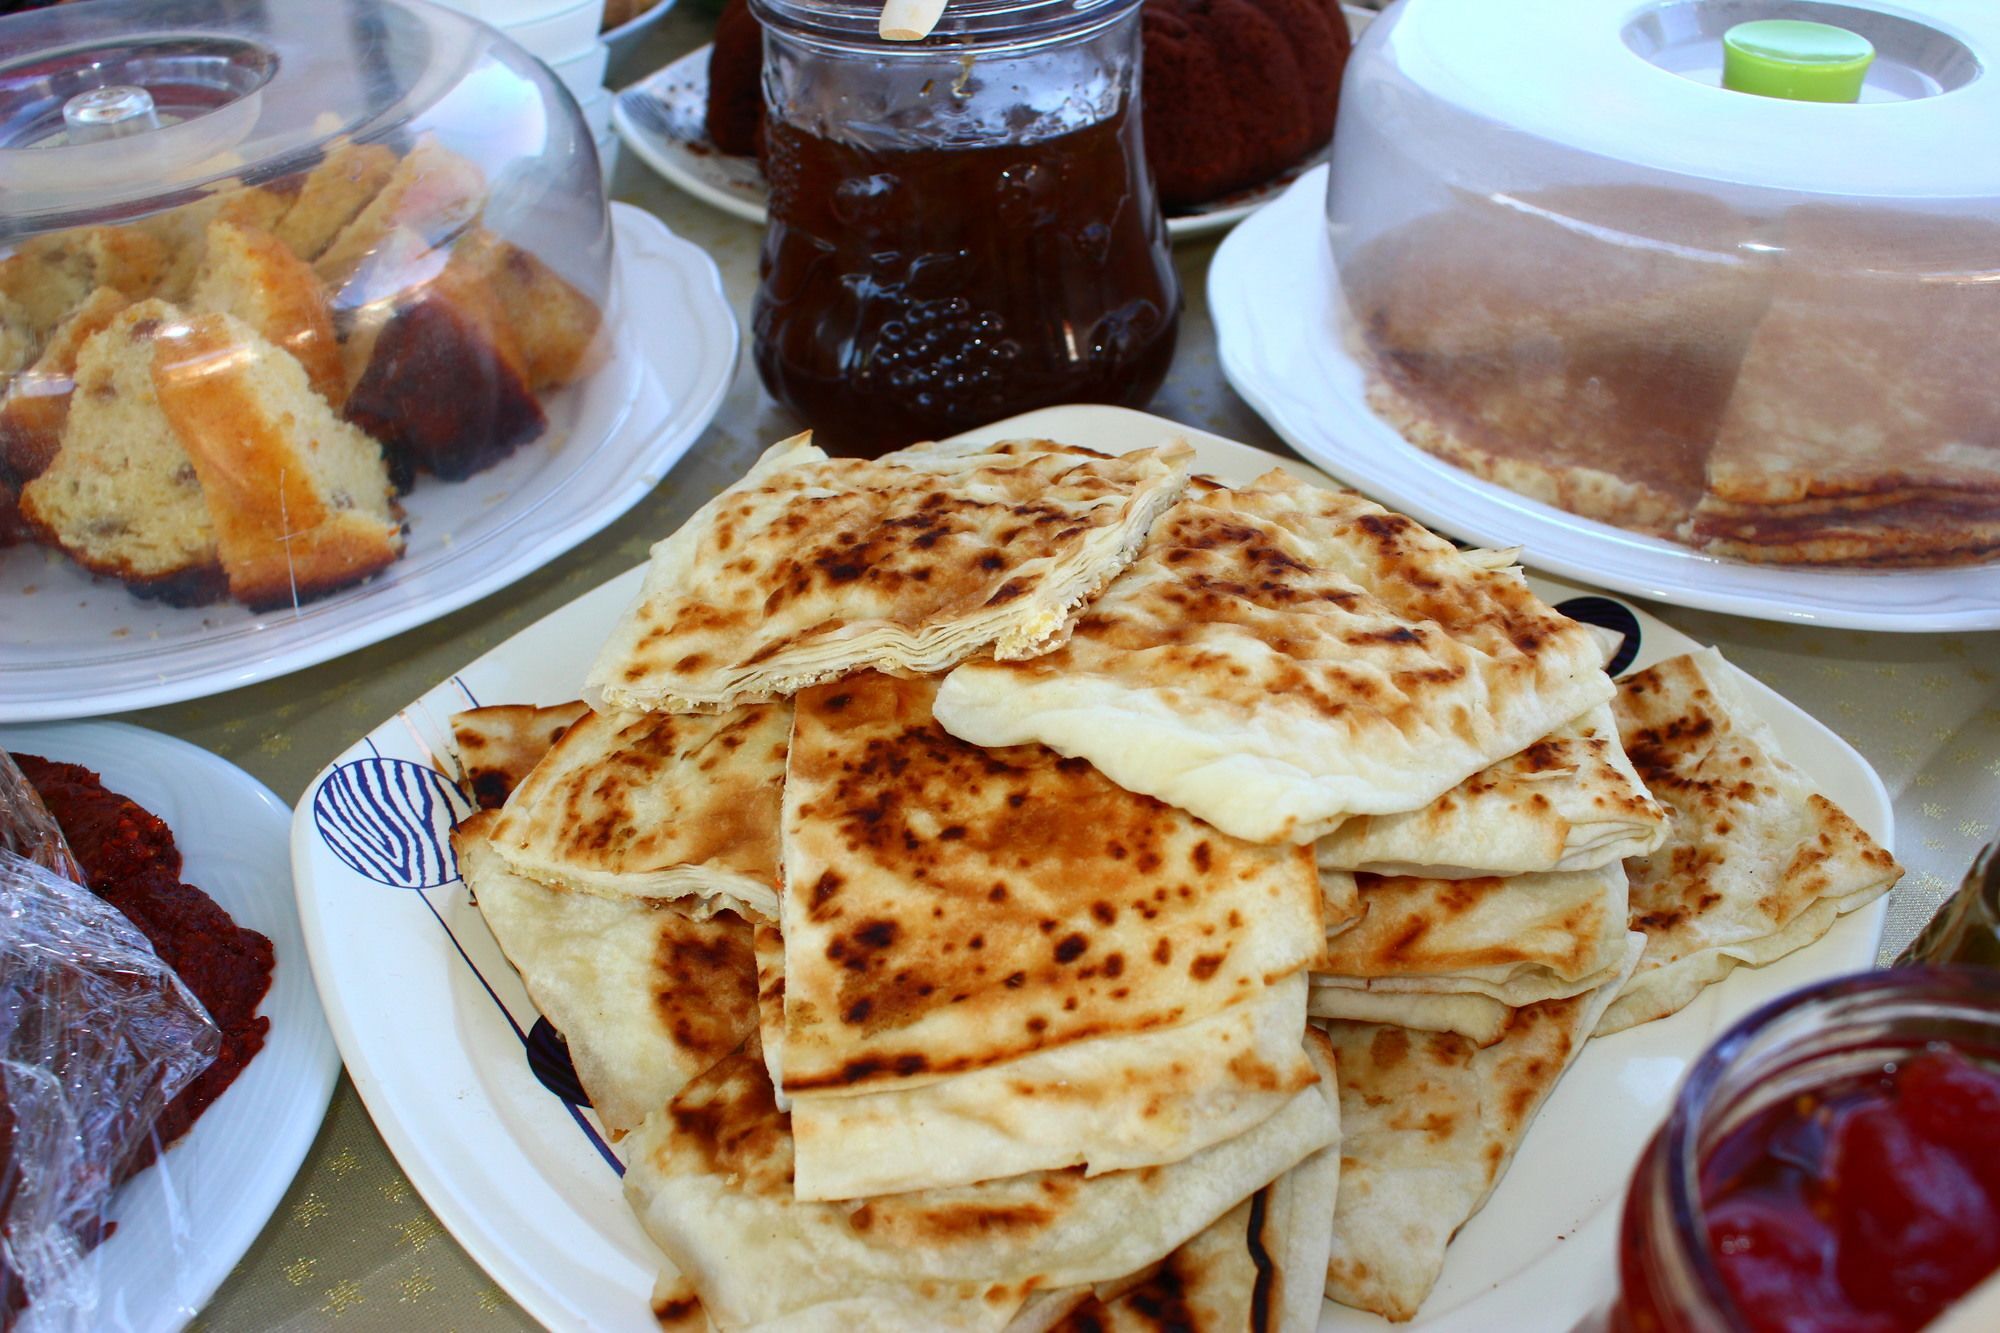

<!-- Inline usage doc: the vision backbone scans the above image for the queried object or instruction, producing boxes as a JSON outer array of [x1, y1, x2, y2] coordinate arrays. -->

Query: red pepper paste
[[9, 754, 275, 1166], [1699, 1048, 2000, 1333]]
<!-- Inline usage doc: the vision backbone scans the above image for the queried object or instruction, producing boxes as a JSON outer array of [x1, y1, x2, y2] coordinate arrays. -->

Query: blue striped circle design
[[313, 757, 471, 889]]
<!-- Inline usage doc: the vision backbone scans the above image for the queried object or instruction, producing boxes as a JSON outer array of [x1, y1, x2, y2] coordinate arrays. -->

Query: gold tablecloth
[[124, 9, 1994, 1329]]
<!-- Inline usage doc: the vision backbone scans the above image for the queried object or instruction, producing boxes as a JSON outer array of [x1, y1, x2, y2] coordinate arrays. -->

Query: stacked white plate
[[436, 0, 618, 181]]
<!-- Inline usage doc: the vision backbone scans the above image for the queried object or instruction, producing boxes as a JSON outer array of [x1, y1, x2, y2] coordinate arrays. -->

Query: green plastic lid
[[1723, 19, 1876, 102]]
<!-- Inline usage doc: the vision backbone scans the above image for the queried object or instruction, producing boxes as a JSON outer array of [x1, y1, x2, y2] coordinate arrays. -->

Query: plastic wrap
[[0, 755, 79, 885], [0, 753, 218, 1332]]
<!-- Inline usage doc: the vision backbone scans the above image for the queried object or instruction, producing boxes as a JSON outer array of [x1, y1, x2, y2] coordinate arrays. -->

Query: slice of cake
[[128, 184, 300, 304], [151, 310, 402, 609], [274, 142, 398, 261], [19, 301, 224, 603], [315, 140, 486, 290], [1, 286, 132, 487], [340, 227, 545, 483], [1, 291, 35, 381], [191, 220, 344, 408], [450, 229, 603, 392], [0, 226, 171, 338]]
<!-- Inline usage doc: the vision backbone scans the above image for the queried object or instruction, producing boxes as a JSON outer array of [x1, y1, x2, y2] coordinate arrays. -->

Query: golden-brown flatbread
[[1599, 648, 1901, 1033], [1344, 184, 1771, 363], [1312, 864, 1632, 1006], [486, 702, 790, 921], [1363, 347, 1731, 539], [1315, 704, 1665, 877], [1040, 1030, 1343, 1333], [454, 812, 756, 1134], [785, 972, 1317, 1201], [448, 700, 591, 809], [1346, 185, 1769, 535], [1689, 207, 2000, 566], [1307, 983, 1513, 1047], [585, 434, 1193, 714], [1317, 941, 1637, 1323], [622, 1033, 1338, 1331], [935, 472, 1614, 845], [779, 671, 1324, 1097]]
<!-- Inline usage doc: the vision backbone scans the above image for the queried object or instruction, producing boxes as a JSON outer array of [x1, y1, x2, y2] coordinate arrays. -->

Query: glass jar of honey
[[748, 0, 1181, 455], [1602, 968, 2000, 1333]]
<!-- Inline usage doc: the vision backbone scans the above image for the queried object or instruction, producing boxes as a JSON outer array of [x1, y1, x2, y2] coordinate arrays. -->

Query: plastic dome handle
[[1722, 18, 1876, 103]]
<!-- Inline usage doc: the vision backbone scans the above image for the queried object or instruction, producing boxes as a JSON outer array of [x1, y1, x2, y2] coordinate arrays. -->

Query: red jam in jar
[[1701, 1050, 2000, 1332], [1608, 970, 2000, 1333]]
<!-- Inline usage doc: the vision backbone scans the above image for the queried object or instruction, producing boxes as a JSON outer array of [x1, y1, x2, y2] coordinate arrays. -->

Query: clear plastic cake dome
[[0, 0, 611, 612], [1327, 0, 2000, 569]]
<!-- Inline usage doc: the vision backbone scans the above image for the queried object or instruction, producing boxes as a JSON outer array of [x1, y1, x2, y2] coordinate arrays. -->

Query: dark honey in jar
[[749, 0, 1181, 456]]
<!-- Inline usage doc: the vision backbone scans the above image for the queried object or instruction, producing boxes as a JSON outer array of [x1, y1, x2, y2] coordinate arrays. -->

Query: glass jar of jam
[[1604, 968, 2000, 1333], [748, 0, 1181, 456]]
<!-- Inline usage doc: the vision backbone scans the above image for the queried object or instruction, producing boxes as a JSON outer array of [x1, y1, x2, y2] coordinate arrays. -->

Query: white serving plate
[[3, 721, 339, 1333], [613, 4, 1376, 243], [291, 404, 1891, 1332], [0, 204, 739, 722], [1211, 166, 2000, 633]]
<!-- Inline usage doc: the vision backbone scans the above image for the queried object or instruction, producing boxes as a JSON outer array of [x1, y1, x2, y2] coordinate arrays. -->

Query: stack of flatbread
[[1685, 208, 2000, 566], [1349, 188, 2000, 566], [444, 432, 1901, 1329]]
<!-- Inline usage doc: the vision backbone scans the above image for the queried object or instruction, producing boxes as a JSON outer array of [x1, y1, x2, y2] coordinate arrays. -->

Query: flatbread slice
[[932, 471, 1614, 845], [1598, 648, 1901, 1034], [1342, 185, 1770, 537], [453, 813, 756, 1134], [587, 434, 1194, 713], [1344, 184, 1770, 362], [752, 922, 789, 1111], [1312, 863, 1631, 1005], [1316, 704, 1665, 877], [622, 1033, 1338, 1331], [1307, 984, 1512, 1048], [1362, 346, 1732, 540], [1690, 207, 2000, 566], [448, 700, 591, 808], [486, 702, 790, 921], [788, 972, 1317, 1201], [781, 671, 1324, 1097], [1041, 1030, 1342, 1333], [1317, 938, 1639, 1323]]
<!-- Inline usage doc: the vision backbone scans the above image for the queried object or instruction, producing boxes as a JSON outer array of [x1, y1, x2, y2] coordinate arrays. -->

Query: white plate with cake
[[1212, 168, 2000, 632], [0, 203, 738, 721], [289, 404, 1893, 1332]]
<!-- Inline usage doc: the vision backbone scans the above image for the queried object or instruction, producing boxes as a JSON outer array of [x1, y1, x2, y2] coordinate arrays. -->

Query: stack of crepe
[[1351, 189, 2000, 566], [444, 432, 1900, 1329], [1685, 208, 2000, 566]]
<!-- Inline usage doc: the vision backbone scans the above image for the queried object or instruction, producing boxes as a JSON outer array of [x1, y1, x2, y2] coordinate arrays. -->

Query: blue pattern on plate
[[1555, 596, 1643, 676], [527, 1017, 591, 1107], [313, 757, 469, 889]]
